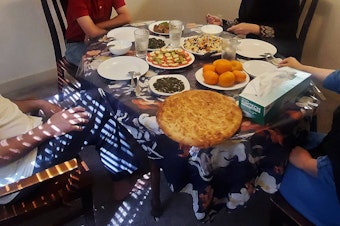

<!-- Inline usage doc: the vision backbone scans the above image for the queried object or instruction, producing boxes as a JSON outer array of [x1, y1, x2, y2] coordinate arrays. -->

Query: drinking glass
[[169, 20, 183, 48], [221, 35, 239, 60], [134, 28, 149, 58]]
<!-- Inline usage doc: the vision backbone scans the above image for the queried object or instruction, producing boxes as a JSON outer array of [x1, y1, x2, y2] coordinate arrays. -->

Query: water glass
[[169, 20, 183, 48], [134, 28, 149, 58], [221, 36, 239, 60]]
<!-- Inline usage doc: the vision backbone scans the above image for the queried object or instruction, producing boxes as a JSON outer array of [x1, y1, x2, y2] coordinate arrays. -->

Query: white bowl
[[107, 40, 132, 55], [201, 24, 223, 36]]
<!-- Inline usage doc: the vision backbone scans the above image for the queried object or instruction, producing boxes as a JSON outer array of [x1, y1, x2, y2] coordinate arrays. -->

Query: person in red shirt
[[65, 0, 131, 66]]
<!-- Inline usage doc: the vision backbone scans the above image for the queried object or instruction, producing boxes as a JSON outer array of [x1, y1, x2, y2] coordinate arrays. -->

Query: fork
[[134, 72, 141, 96], [128, 71, 136, 89]]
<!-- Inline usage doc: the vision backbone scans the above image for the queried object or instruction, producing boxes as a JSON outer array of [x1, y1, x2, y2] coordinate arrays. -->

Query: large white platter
[[242, 60, 277, 77], [107, 27, 138, 42], [180, 35, 222, 56], [195, 68, 250, 91], [149, 74, 190, 96], [97, 56, 149, 80], [237, 39, 277, 59]]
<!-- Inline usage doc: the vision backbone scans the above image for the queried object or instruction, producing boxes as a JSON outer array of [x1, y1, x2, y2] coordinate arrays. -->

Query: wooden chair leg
[[150, 160, 161, 218], [269, 192, 314, 226], [81, 188, 95, 226]]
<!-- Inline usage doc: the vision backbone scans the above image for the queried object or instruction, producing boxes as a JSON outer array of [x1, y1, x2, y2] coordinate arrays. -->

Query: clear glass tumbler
[[169, 20, 183, 48], [134, 28, 149, 58], [221, 35, 239, 60]]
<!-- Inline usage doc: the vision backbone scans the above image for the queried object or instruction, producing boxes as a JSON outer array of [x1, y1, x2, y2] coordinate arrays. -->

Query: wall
[[0, 0, 339, 94]]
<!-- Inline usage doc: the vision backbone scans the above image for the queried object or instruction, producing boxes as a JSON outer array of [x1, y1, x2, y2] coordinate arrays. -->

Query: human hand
[[44, 106, 90, 137], [278, 57, 304, 70], [206, 14, 222, 26], [39, 100, 63, 118], [227, 23, 260, 36]]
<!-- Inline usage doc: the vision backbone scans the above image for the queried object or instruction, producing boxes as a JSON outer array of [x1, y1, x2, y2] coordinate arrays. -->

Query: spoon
[[199, 50, 218, 60]]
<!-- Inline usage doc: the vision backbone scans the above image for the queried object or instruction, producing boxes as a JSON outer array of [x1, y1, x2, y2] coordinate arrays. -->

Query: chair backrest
[[41, 0, 68, 61], [296, 0, 319, 50]]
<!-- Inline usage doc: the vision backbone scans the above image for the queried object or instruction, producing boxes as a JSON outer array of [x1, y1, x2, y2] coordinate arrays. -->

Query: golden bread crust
[[156, 90, 242, 148]]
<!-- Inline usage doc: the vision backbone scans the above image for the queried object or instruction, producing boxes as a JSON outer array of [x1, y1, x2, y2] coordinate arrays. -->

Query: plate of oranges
[[195, 59, 250, 91]]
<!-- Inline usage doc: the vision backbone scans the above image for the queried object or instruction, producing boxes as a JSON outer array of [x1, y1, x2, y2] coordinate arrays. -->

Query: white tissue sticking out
[[242, 68, 295, 97]]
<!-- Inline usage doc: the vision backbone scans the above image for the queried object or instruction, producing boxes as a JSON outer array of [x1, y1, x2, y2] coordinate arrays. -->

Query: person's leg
[[34, 88, 147, 178], [65, 42, 86, 66]]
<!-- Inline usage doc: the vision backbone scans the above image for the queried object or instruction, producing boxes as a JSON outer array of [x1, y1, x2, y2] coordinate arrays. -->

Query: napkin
[[241, 68, 296, 97]]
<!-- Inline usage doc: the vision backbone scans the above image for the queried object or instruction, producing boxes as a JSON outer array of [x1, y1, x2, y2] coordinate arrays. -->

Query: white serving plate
[[146, 49, 195, 70], [195, 68, 250, 91], [148, 20, 170, 35], [148, 35, 169, 51], [149, 74, 190, 96]]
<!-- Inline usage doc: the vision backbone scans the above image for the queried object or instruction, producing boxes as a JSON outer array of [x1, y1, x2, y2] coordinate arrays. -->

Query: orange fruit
[[203, 64, 216, 73], [230, 60, 243, 71], [218, 71, 235, 87], [213, 59, 232, 74], [233, 70, 247, 83], [203, 70, 219, 85]]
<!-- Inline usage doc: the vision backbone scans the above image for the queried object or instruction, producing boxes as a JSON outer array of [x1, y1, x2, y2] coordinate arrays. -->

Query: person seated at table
[[206, 0, 300, 58], [277, 57, 340, 225], [65, 0, 131, 66], [0, 87, 147, 204]]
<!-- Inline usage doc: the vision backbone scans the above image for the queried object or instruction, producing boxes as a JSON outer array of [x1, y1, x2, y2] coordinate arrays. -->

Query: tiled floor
[[4, 75, 338, 226]]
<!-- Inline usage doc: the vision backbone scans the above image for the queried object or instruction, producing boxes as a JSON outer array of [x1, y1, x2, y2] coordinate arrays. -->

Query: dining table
[[74, 21, 319, 222]]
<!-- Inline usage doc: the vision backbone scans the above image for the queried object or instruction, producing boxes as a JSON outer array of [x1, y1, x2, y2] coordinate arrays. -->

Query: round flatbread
[[157, 90, 242, 148]]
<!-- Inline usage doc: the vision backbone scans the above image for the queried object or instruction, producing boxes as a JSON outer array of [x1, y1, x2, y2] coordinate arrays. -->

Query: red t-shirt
[[65, 0, 126, 42]]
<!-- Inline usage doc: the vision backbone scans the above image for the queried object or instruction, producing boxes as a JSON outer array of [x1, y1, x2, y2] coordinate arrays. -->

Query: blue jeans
[[65, 42, 87, 66]]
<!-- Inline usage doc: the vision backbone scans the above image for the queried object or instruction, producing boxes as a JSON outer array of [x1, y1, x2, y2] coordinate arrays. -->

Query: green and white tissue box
[[238, 68, 311, 125]]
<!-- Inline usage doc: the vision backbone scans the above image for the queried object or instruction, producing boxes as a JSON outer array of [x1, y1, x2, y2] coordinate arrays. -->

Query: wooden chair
[[0, 157, 95, 226], [269, 192, 314, 226], [296, 0, 319, 60], [41, 0, 80, 100]]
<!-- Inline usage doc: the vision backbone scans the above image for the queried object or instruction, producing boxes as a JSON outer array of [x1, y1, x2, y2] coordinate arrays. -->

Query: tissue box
[[238, 69, 311, 125]]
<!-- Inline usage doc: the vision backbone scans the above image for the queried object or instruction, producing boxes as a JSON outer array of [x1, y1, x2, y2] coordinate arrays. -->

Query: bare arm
[[279, 57, 336, 83], [12, 99, 62, 117], [206, 14, 260, 35], [77, 6, 131, 39], [289, 146, 318, 177], [0, 107, 89, 167]]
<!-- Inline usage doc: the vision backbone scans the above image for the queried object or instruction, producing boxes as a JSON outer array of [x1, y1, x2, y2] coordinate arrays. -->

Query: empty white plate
[[97, 56, 149, 80], [107, 27, 138, 42], [243, 60, 277, 77], [237, 39, 277, 59]]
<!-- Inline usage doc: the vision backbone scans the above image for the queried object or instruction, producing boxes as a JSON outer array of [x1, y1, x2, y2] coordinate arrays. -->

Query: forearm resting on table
[[0, 124, 54, 167], [96, 14, 131, 31]]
